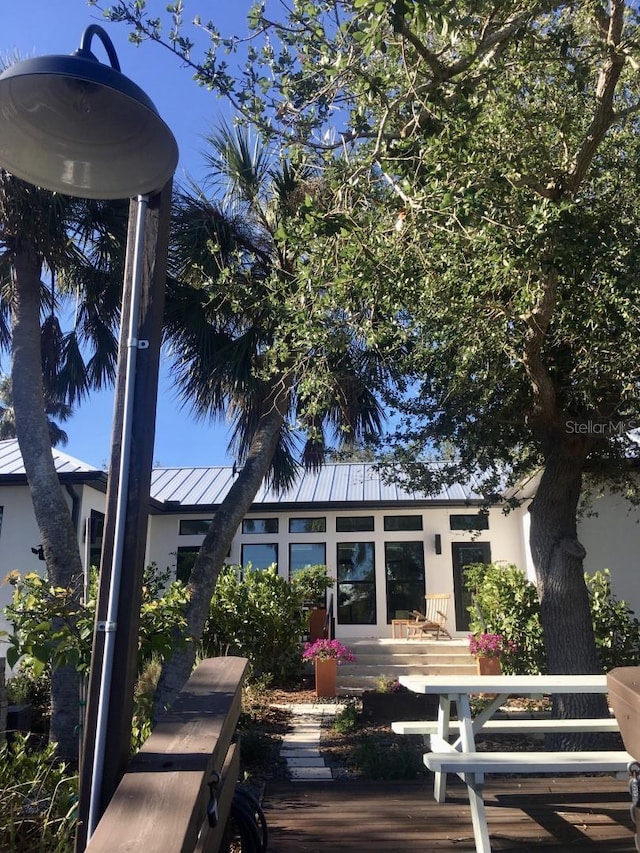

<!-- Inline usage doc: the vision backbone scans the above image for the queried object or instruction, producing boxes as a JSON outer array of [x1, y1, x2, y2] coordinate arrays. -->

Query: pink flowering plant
[[468, 633, 517, 659], [302, 638, 355, 664]]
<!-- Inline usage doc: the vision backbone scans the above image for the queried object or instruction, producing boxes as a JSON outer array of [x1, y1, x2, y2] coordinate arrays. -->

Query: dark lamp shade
[[0, 54, 178, 199]]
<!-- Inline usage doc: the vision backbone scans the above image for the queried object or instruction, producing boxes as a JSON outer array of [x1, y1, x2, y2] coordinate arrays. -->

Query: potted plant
[[468, 633, 516, 675], [291, 564, 334, 641], [302, 639, 355, 698]]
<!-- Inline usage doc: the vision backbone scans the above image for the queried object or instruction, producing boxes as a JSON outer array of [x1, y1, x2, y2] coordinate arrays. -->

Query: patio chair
[[407, 593, 452, 640]]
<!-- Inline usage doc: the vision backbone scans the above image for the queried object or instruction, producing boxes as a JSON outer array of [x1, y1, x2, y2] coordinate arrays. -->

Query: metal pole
[[87, 195, 149, 839]]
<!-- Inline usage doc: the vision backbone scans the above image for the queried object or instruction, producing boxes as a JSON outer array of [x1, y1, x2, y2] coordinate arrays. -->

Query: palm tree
[[0, 168, 127, 759], [154, 124, 393, 712], [0, 374, 72, 446]]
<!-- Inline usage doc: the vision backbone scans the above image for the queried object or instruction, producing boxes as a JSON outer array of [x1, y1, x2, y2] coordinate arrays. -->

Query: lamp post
[[0, 25, 177, 848]]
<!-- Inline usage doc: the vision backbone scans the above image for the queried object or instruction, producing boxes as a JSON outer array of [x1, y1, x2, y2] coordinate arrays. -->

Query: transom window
[[289, 517, 327, 533], [242, 518, 279, 534], [336, 516, 374, 533], [383, 515, 423, 531], [449, 513, 489, 531], [179, 519, 211, 536]]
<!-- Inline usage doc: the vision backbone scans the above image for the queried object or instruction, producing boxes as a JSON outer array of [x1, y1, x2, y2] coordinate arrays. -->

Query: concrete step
[[345, 662, 476, 677], [335, 638, 476, 693], [348, 640, 465, 655], [352, 653, 474, 666]]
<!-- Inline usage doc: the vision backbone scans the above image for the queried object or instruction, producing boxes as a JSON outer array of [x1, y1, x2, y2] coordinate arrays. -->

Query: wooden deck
[[264, 776, 634, 851]]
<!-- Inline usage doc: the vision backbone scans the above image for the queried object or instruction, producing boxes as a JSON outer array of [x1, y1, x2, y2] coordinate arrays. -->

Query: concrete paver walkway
[[273, 703, 344, 781]]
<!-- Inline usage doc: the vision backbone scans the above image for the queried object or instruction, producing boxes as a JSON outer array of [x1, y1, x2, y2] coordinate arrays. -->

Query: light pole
[[0, 24, 177, 848]]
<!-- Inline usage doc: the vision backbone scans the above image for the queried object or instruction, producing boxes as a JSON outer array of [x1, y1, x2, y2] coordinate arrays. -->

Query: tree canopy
[[103, 1, 640, 706]]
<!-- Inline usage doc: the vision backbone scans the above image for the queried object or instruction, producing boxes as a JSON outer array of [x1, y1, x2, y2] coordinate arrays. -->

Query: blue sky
[[3, 0, 254, 468]]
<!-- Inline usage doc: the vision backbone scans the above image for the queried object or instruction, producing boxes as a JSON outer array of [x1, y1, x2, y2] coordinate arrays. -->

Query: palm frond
[[202, 122, 272, 207]]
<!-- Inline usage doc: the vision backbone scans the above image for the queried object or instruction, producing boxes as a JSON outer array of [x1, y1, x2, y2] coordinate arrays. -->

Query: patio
[[264, 776, 634, 851]]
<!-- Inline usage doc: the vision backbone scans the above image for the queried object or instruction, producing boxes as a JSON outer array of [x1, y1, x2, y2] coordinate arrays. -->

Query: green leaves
[[2, 566, 188, 677], [203, 565, 307, 682]]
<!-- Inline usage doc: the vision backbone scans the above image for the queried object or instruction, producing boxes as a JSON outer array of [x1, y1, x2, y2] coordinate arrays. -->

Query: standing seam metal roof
[[0, 439, 488, 507], [0, 439, 103, 476], [150, 462, 486, 507]]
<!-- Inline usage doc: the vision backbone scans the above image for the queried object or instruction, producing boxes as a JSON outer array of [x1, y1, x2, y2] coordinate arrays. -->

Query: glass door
[[384, 541, 425, 622], [451, 542, 491, 630], [336, 542, 376, 624]]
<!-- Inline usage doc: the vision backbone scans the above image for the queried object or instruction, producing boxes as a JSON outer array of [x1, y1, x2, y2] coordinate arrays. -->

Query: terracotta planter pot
[[476, 655, 502, 675], [314, 657, 338, 698]]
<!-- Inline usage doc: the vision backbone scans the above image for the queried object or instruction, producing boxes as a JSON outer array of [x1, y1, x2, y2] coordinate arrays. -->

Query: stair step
[[352, 653, 473, 665], [333, 638, 476, 693]]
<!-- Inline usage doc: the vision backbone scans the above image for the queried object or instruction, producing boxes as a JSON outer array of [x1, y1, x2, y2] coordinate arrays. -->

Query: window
[[289, 517, 326, 533], [449, 513, 489, 531], [179, 519, 211, 536], [176, 545, 199, 583], [336, 516, 374, 533], [242, 518, 279, 534], [289, 543, 327, 579], [383, 515, 423, 531], [241, 543, 278, 571], [88, 510, 104, 569], [336, 542, 376, 624], [385, 541, 425, 622]]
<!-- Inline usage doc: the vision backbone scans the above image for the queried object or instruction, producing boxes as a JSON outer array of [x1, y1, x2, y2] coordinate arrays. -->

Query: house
[[0, 438, 638, 648]]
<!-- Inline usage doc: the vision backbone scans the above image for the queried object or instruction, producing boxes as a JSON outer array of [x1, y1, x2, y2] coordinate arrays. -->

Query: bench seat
[[392, 717, 620, 736], [424, 749, 632, 775]]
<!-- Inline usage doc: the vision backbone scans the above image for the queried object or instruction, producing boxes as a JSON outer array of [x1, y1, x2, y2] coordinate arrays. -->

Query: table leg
[[467, 776, 492, 853], [457, 693, 485, 787], [433, 696, 451, 803]]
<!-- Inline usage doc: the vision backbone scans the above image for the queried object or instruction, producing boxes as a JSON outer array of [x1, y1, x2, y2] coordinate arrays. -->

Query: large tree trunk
[[529, 435, 609, 738], [153, 377, 292, 718], [11, 247, 82, 761]]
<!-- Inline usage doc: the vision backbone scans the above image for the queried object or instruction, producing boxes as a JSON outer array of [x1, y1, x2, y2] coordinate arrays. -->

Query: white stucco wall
[[0, 482, 107, 663], [8, 473, 637, 653], [578, 490, 640, 618], [147, 504, 531, 640]]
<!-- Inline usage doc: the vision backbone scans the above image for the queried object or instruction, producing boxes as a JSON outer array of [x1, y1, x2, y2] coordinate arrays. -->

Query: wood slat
[[264, 777, 634, 851], [86, 656, 248, 853]]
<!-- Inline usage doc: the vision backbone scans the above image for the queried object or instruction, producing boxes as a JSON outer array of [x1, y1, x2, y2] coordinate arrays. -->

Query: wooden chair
[[407, 593, 452, 640]]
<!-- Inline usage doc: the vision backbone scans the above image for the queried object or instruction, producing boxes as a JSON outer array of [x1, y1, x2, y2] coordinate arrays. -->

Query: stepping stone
[[289, 766, 333, 781], [285, 757, 326, 767], [281, 747, 322, 757]]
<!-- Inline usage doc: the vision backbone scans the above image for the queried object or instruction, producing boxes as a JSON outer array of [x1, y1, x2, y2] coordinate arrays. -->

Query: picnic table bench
[[395, 673, 632, 853]]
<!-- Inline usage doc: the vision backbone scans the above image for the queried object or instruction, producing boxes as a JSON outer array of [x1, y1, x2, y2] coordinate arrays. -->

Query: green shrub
[[587, 570, 640, 670], [202, 565, 306, 684], [465, 562, 546, 674], [332, 699, 359, 734], [5, 667, 52, 736], [2, 564, 188, 677], [0, 734, 77, 852], [290, 564, 333, 607], [465, 562, 640, 673]]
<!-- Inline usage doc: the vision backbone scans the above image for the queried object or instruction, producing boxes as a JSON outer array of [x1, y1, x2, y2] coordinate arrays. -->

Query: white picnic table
[[394, 673, 631, 853]]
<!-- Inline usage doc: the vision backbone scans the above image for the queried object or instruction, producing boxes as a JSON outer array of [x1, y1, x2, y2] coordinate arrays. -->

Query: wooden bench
[[86, 656, 249, 853], [392, 717, 620, 736]]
